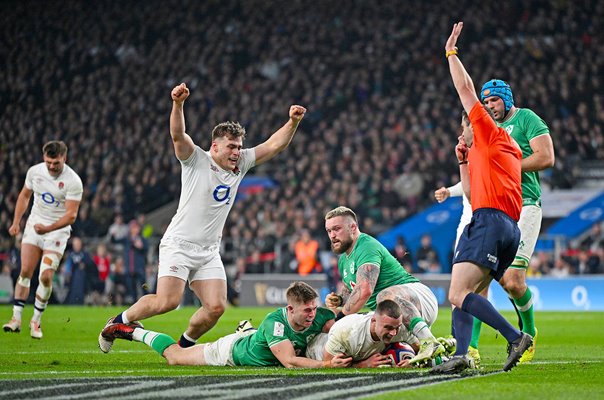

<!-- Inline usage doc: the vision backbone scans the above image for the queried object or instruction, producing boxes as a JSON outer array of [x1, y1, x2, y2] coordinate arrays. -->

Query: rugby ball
[[382, 342, 416, 364]]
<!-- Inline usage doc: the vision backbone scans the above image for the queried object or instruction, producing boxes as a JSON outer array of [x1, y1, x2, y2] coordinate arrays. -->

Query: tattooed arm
[[341, 263, 380, 315]]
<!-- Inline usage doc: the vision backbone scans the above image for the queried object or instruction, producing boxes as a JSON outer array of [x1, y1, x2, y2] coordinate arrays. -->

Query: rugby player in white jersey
[[4, 141, 83, 339], [306, 299, 418, 368], [99, 83, 307, 352]]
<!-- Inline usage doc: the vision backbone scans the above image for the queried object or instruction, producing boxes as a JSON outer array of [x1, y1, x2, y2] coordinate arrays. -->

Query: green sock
[[513, 288, 536, 336], [136, 329, 177, 355], [469, 317, 482, 348]]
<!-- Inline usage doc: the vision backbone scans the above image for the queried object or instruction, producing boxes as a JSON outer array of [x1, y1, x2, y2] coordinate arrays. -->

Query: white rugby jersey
[[448, 182, 472, 247], [324, 313, 413, 361], [163, 146, 255, 246], [25, 163, 83, 225]]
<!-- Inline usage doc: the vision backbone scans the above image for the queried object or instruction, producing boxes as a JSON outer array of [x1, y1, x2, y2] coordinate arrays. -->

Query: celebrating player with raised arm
[[433, 22, 532, 374], [101, 282, 352, 369], [4, 141, 83, 339], [99, 83, 307, 353]]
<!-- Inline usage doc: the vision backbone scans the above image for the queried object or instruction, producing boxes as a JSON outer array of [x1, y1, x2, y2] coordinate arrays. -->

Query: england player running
[[323, 206, 452, 366], [100, 282, 352, 368], [3, 141, 83, 339], [99, 83, 306, 353], [479, 78, 554, 362], [433, 22, 532, 373]]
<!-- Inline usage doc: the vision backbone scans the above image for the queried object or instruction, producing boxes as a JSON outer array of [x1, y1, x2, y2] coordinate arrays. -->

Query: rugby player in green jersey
[[323, 206, 454, 366], [100, 282, 352, 368]]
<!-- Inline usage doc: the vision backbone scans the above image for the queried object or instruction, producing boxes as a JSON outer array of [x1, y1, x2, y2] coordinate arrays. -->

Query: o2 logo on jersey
[[41, 192, 60, 207], [213, 185, 232, 204]]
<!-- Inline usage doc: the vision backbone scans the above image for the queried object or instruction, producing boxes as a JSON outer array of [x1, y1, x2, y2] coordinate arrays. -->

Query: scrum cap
[[480, 79, 514, 112]]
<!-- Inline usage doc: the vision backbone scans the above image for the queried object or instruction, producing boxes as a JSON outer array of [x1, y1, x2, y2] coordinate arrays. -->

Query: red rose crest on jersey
[[58, 182, 64, 189]]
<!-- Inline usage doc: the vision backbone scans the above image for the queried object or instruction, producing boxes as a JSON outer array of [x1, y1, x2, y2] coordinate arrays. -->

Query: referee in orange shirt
[[433, 22, 533, 374]]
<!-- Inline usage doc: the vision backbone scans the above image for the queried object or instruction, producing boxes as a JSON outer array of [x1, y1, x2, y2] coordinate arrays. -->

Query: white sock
[[32, 299, 47, 323], [121, 311, 130, 325], [412, 320, 436, 341], [13, 304, 24, 321]]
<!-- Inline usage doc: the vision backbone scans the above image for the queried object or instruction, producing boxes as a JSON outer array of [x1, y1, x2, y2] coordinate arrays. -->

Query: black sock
[[462, 293, 521, 343], [452, 307, 473, 356], [179, 334, 196, 348], [113, 313, 124, 324]]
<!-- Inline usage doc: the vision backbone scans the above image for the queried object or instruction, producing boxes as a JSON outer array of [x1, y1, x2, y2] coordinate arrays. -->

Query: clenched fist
[[289, 105, 307, 123], [171, 83, 190, 104]]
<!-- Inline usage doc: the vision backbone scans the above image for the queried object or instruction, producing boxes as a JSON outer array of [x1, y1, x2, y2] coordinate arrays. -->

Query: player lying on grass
[[305, 299, 456, 368], [101, 281, 352, 368]]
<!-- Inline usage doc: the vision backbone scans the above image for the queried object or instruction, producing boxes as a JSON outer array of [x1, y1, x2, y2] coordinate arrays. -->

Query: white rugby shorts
[[511, 205, 542, 269], [381, 282, 438, 326], [203, 332, 240, 366], [22, 218, 70, 258], [157, 237, 226, 282]]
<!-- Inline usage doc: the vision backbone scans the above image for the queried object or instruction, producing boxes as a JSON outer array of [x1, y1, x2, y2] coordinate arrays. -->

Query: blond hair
[[325, 206, 358, 223]]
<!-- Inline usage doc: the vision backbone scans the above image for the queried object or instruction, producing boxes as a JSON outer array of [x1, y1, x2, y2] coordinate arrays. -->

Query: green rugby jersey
[[232, 307, 333, 366], [338, 233, 419, 310], [498, 108, 550, 206]]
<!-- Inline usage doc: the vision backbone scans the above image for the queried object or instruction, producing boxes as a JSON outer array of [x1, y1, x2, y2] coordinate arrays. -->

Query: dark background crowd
[[1, 0, 603, 305]]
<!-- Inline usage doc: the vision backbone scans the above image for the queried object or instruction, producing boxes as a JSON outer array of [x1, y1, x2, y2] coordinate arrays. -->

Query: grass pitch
[[0, 305, 603, 399]]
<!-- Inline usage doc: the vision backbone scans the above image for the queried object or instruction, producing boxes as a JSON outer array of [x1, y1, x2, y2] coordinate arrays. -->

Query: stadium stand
[[1, 0, 602, 303]]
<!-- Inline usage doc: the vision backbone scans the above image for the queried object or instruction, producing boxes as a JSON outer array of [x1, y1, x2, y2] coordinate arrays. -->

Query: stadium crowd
[[1, 0, 603, 304]]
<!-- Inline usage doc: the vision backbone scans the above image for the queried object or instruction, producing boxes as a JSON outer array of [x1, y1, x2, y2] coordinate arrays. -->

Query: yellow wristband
[[446, 48, 458, 59]]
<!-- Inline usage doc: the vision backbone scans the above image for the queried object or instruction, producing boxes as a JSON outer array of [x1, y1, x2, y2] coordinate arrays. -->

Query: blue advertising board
[[488, 277, 604, 311]]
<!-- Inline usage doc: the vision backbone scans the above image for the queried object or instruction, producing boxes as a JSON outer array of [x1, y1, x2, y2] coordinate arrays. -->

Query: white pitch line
[[0, 350, 146, 355], [291, 375, 449, 400], [37, 380, 175, 400], [1, 381, 126, 396], [0, 369, 174, 376], [117, 377, 283, 400]]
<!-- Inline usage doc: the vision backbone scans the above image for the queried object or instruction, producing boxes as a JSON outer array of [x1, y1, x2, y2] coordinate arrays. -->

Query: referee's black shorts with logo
[[453, 208, 520, 281]]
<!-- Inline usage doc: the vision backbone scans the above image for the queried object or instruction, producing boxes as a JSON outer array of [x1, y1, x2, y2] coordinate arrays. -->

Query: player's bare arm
[[445, 22, 479, 114], [8, 185, 33, 236], [34, 199, 80, 235], [270, 340, 351, 368], [170, 82, 195, 161], [326, 286, 351, 309], [456, 135, 471, 201], [342, 263, 379, 315], [254, 105, 306, 166], [522, 134, 555, 172]]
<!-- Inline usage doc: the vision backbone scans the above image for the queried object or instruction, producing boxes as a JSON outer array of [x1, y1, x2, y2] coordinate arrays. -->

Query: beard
[[331, 236, 353, 254]]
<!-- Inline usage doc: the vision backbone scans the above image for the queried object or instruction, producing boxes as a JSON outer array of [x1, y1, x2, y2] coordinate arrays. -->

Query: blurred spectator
[[391, 236, 413, 273], [106, 214, 129, 250], [93, 243, 111, 298], [124, 220, 149, 302], [416, 234, 441, 273], [550, 258, 573, 278], [107, 256, 128, 306], [294, 229, 322, 276], [64, 237, 98, 304]]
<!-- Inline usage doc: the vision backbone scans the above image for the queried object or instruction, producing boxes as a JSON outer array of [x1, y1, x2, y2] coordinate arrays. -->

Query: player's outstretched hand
[[329, 353, 353, 368], [434, 187, 450, 203], [445, 22, 464, 53], [8, 223, 20, 236], [289, 105, 306, 123], [171, 83, 190, 104], [360, 353, 394, 368], [325, 292, 342, 308]]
